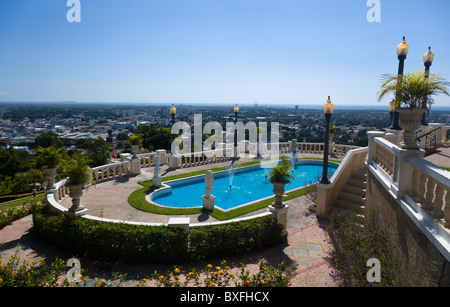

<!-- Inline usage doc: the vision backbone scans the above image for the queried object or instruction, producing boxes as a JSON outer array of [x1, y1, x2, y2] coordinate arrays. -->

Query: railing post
[[367, 131, 385, 164], [169, 154, 181, 169], [395, 148, 425, 198]]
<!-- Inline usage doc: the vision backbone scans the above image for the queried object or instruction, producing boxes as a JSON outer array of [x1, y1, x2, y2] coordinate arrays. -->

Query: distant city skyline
[[1, 0, 449, 107]]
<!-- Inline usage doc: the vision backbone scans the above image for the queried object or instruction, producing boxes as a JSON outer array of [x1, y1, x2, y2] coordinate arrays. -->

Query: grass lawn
[[128, 158, 333, 221], [0, 194, 46, 211]]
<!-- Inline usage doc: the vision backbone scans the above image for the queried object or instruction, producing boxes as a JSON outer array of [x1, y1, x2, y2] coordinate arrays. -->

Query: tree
[[34, 131, 64, 149], [83, 137, 112, 167], [134, 125, 172, 151]]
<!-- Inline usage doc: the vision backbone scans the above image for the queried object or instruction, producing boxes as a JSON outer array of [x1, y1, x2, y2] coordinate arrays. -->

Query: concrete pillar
[[269, 205, 289, 238]]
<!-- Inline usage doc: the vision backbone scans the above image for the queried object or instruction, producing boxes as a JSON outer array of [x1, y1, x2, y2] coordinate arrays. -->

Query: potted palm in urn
[[62, 154, 92, 217], [378, 70, 449, 149], [127, 135, 143, 158], [267, 157, 295, 208], [35, 146, 66, 190]]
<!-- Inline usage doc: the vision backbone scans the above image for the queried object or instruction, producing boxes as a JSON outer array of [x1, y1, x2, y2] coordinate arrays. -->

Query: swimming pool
[[148, 160, 339, 211]]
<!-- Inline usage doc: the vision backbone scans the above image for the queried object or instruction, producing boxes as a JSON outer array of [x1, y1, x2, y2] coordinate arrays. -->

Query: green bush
[[32, 205, 282, 264], [0, 250, 66, 287]]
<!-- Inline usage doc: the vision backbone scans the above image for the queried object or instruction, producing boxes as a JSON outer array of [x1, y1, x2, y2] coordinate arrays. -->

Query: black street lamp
[[170, 104, 176, 143], [170, 104, 177, 125], [388, 102, 394, 128], [421, 46, 435, 126], [391, 36, 410, 130], [233, 104, 239, 159], [321, 96, 334, 185]]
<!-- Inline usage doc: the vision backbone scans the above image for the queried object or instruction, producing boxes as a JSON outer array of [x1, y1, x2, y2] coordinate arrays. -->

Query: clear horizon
[[1, 0, 449, 107]]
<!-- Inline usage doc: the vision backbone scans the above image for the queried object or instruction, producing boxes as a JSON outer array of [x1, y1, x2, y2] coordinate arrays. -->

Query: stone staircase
[[332, 170, 367, 221]]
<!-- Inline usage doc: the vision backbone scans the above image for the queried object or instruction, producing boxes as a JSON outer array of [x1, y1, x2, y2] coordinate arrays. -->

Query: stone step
[[347, 178, 366, 189], [338, 191, 366, 205], [342, 184, 366, 196], [351, 171, 367, 181]]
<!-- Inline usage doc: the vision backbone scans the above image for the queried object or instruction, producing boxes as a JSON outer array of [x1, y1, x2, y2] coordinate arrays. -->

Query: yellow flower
[[142, 278, 147, 282], [224, 266, 230, 270], [101, 280, 107, 285], [215, 266, 221, 271], [207, 264, 212, 269], [158, 275, 164, 280], [174, 268, 180, 274], [210, 283, 215, 287]]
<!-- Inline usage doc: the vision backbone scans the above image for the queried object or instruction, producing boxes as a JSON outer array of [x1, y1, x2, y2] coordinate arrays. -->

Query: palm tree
[[268, 157, 295, 185], [378, 70, 449, 149], [378, 70, 449, 109]]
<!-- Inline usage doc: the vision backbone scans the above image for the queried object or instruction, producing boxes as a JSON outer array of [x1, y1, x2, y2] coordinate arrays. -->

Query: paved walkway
[[0, 155, 337, 287], [424, 144, 450, 168]]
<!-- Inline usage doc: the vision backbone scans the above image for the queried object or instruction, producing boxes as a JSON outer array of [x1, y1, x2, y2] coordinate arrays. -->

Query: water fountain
[[290, 139, 298, 173], [227, 161, 236, 189]]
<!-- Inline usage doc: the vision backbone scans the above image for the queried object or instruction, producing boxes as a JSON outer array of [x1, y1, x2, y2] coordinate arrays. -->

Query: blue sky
[[0, 0, 449, 107]]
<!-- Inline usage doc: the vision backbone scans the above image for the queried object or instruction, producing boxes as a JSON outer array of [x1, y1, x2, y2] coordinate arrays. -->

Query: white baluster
[[434, 182, 444, 219], [444, 191, 450, 228], [424, 177, 435, 211]]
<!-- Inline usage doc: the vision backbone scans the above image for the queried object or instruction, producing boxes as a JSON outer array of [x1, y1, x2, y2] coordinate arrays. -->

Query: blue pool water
[[150, 161, 338, 210]]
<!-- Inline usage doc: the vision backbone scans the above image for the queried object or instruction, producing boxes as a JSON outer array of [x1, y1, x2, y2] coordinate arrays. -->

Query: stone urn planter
[[42, 167, 58, 190], [271, 182, 286, 209], [396, 107, 427, 149], [67, 183, 87, 215], [130, 145, 139, 159], [268, 157, 295, 209], [62, 154, 92, 218]]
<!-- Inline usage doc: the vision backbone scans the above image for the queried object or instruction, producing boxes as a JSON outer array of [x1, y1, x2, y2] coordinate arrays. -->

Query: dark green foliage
[[32, 205, 282, 264]]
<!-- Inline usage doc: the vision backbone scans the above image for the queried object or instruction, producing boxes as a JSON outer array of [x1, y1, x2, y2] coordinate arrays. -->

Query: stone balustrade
[[367, 131, 450, 230], [408, 156, 450, 227], [55, 177, 69, 201], [137, 152, 158, 168], [91, 161, 130, 184], [179, 149, 231, 168]]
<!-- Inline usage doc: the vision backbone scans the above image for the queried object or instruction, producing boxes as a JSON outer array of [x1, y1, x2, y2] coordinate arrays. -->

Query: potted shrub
[[35, 146, 66, 190], [127, 135, 143, 158], [378, 70, 449, 149], [62, 154, 92, 215], [267, 157, 295, 208]]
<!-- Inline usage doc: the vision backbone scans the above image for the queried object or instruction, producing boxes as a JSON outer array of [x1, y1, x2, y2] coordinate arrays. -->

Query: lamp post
[[170, 104, 176, 144], [391, 36, 410, 130], [388, 102, 394, 128], [170, 104, 177, 126], [233, 104, 239, 159], [321, 96, 334, 185], [421, 46, 435, 126]]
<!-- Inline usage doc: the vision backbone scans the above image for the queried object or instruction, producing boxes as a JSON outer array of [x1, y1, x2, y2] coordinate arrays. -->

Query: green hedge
[[32, 205, 282, 264]]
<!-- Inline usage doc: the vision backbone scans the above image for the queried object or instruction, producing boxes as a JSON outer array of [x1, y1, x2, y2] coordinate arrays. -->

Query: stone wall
[[366, 170, 450, 287]]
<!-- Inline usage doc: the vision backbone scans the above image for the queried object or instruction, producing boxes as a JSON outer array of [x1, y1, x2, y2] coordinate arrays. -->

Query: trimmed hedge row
[[32, 205, 282, 264]]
